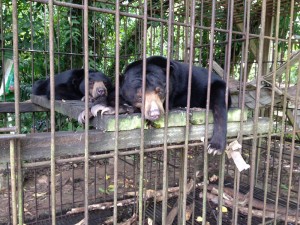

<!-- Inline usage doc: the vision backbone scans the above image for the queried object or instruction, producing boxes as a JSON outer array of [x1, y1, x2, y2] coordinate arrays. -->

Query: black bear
[[32, 69, 134, 123], [120, 56, 231, 155], [32, 69, 113, 104]]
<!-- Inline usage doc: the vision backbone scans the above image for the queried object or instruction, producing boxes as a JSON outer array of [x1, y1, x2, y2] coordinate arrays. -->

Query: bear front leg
[[207, 81, 230, 155]]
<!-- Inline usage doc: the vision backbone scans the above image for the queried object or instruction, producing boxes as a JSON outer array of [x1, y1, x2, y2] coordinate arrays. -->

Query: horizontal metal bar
[[0, 127, 16, 132], [0, 134, 26, 139], [30, 0, 290, 44]]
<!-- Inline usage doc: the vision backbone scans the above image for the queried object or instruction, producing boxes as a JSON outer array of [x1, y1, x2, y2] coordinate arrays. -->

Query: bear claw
[[91, 104, 115, 117]]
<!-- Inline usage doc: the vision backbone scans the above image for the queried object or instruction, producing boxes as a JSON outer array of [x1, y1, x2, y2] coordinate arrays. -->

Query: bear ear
[[162, 62, 175, 77]]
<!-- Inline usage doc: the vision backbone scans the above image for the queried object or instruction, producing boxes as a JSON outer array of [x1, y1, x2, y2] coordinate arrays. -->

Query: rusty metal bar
[[284, 2, 297, 224], [232, 1, 251, 224], [0, 127, 16, 132], [233, 0, 251, 223], [138, 0, 148, 223], [11, 1, 24, 224], [177, 0, 190, 220], [198, 0, 204, 66], [183, 0, 189, 62], [202, 0, 216, 223], [0, 134, 26, 140], [9, 139, 17, 225], [160, 0, 164, 55], [285, 49, 300, 225], [181, 0, 196, 224], [247, 0, 267, 224], [161, 0, 174, 222], [218, 0, 234, 224], [262, 0, 281, 223], [0, 0, 4, 103], [83, 0, 89, 224], [113, 0, 121, 224], [297, 177, 300, 222], [194, 37, 257, 48], [31, 0, 288, 43], [274, 1, 294, 224], [11, 0, 20, 154], [47, 0, 56, 224], [69, 3, 73, 68]]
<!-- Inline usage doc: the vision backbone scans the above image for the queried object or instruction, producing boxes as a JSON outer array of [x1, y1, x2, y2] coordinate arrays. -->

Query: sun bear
[[32, 69, 112, 103], [120, 56, 231, 155], [32, 69, 134, 123]]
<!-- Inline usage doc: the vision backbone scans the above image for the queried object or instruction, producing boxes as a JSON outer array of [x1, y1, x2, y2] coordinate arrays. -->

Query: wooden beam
[[31, 94, 247, 131], [0, 102, 48, 113], [0, 118, 270, 166], [30, 94, 85, 120]]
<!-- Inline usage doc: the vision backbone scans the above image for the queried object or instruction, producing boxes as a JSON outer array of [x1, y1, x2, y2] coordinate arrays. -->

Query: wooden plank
[[0, 118, 270, 166], [31, 94, 87, 120], [31, 94, 247, 131], [0, 102, 48, 113], [93, 108, 247, 131]]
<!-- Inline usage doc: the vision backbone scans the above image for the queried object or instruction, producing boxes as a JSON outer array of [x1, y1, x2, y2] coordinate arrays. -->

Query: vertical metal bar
[[12, 1, 23, 224], [6, 163, 12, 224], [113, 0, 121, 224], [10, 139, 17, 225], [152, 153, 159, 224], [48, 0, 56, 224], [149, 0, 153, 55], [30, 2, 35, 86], [284, 54, 300, 224], [262, 0, 281, 223], [218, 0, 234, 224], [93, 0, 96, 68], [181, 0, 196, 224], [69, 1, 73, 68], [0, 0, 4, 103], [274, 1, 294, 224], [11, 0, 20, 157], [59, 166, 63, 215], [161, 0, 173, 223], [183, 0, 189, 62], [284, 4, 298, 224], [34, 169, 38, 223], [247, 0, 267, 224], [57, 7, 60, 73], [160, 0, 163, 55], [202, 0, 216, 223], [296, 177, 300, 222], [72, 164, 75, 207], [138, 0, 148, 223], [233, 0, 250, 223], [83, 0, 89, 224], [198, 0, 204, 67]]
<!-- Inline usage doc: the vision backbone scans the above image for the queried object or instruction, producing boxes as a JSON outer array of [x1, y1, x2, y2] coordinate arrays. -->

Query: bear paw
[[207, 138, 226, 156], [91, 104, 115, 117]]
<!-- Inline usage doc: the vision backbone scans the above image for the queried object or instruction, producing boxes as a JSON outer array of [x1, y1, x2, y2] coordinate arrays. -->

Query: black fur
[[121, 56, 231, 154], [32, 69, 112, 100]]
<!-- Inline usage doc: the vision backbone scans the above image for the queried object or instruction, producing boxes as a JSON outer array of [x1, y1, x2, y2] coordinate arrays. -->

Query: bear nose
[[147, 101, 161, 121], [97, 88, 106, 96]]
